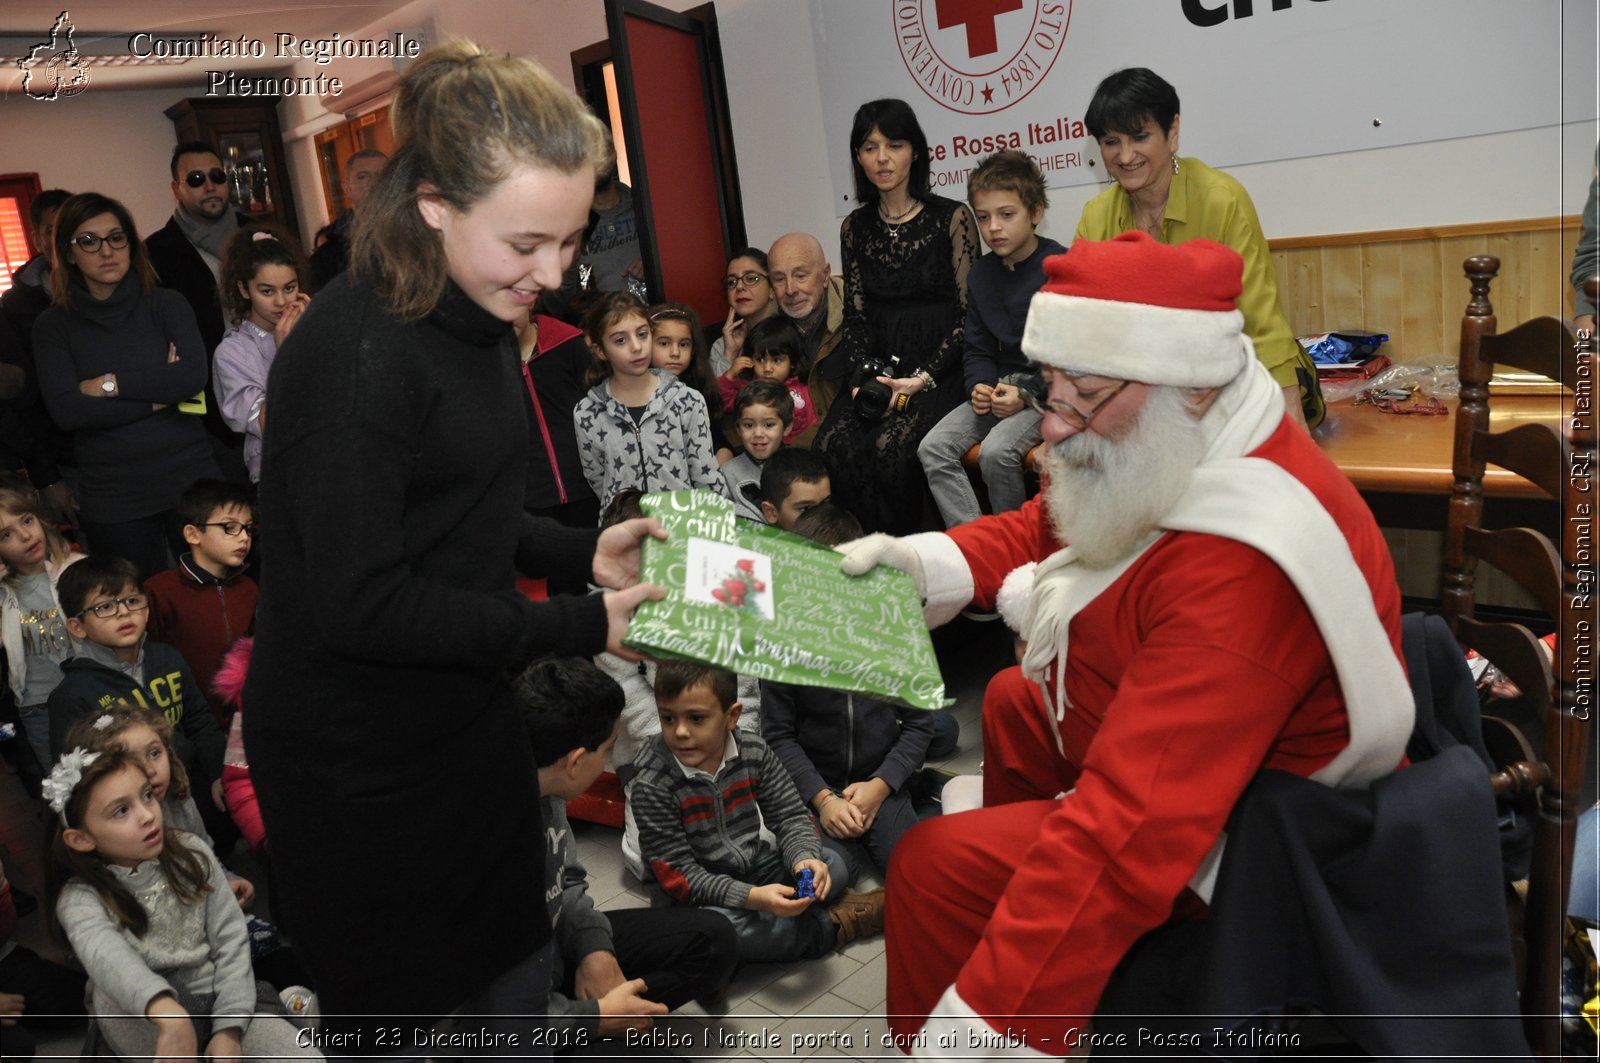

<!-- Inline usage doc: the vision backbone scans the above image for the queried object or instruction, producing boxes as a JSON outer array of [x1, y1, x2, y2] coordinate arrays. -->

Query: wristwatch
[[100, 373, 116, 397]]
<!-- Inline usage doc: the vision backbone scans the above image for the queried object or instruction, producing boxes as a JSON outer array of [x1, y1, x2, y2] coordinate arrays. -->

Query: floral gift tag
[[626, 490, 951, 710]]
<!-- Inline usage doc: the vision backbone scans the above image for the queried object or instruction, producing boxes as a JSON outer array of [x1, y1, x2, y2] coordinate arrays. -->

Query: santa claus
[[839, 231, 1414, 1057]]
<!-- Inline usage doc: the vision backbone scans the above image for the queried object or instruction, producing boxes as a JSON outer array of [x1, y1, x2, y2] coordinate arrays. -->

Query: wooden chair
[[1442, 257, 1596, 1057]]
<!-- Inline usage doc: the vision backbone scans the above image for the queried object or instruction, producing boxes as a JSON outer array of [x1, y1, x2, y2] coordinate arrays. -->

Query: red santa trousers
[[885, 665, 1204, 1050], [885, 666, 1084, 1046]]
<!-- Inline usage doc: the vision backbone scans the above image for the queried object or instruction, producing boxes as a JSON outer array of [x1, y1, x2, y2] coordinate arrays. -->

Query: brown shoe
[[829, 888, 886, 949]]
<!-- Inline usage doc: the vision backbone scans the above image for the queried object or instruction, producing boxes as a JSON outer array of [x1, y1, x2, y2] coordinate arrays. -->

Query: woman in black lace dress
[[815, 98, 979, 535]]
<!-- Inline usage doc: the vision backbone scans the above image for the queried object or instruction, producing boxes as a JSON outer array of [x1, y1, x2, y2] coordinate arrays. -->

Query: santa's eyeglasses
[[1020, 372, 1131, 430]]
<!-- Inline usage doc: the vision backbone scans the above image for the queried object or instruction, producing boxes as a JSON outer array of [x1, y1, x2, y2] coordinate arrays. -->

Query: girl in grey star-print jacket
[[574, 367, 729, 513]]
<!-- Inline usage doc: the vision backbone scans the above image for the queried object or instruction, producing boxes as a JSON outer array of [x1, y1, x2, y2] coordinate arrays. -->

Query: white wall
[[0, 87, 194, 241], [5, 1, 1592, 272], [1041, 123, 1596, 249], [319, 0, 1591, 268]]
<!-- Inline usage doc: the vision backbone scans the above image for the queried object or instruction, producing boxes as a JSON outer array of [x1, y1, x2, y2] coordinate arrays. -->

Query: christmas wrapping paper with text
[[625, 491, 951, 711]]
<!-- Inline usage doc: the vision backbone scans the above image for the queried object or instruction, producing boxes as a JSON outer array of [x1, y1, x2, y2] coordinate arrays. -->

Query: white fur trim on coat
[[1022, 291, 1247, 387], [912, 986, 1057, 1059], [995, 563, 1037, 636]]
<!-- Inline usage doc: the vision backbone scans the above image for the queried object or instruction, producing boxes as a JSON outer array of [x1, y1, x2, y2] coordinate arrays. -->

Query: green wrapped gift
[[623, 490, 950, 710]]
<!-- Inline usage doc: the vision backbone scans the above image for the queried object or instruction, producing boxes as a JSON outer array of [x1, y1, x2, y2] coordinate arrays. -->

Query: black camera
[[853, 354, 901, 420]]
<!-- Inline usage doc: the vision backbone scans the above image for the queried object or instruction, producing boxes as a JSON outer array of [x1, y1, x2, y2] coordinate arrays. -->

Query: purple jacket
[[213, 320, 275, 480]]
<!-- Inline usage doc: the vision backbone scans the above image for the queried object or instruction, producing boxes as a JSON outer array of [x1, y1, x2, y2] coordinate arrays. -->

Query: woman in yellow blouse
[[1077, 67, 1322, 428]]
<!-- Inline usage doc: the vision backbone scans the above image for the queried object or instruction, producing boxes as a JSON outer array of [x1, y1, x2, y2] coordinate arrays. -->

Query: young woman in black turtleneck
[[242, 41, 667, 1047]]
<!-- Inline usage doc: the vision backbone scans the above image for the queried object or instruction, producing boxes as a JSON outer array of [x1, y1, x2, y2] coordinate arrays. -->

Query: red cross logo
[[935, 0, 1025, 59]]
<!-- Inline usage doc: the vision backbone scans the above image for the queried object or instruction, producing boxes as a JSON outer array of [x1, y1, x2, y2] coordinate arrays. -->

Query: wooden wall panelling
[[1361, 242, 1404, 351], [1267, 217, 1581, 367], [1398, 238, 1445, 362], [1266, 217, 1575, 610], [1530, 226, 1567, 319], [1279, 247, 1324, 335], [1320, 244, 1365, 328]]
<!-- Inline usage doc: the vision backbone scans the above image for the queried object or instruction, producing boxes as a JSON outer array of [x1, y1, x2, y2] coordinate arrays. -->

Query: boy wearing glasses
[[145, 479, 258, 726], [45, 555, 225, 814]]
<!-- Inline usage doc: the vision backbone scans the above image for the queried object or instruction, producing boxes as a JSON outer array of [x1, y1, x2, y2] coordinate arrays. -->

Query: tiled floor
[[1, 618, 1013, 1061]]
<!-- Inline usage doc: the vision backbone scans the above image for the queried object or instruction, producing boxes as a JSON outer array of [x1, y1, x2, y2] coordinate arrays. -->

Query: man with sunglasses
[[146, 142, 250, 478], [840, 233, 1415, 1055]]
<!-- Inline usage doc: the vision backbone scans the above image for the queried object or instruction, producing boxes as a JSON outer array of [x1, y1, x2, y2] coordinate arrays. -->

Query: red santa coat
[[885, 417, 1405, 1052]]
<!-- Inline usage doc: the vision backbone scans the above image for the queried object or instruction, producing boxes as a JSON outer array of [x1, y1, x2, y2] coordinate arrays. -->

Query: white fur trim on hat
[[1022, 291, 1248, 387]]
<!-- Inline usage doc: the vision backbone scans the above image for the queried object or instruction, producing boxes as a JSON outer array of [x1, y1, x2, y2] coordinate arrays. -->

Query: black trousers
[[600, 906, 738, 1011], [555, 906, 739, 1059]]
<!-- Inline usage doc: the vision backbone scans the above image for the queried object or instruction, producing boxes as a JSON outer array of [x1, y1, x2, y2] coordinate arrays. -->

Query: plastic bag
[[1361, 363, 1459, 401], [1301, 330, 1390, 365]]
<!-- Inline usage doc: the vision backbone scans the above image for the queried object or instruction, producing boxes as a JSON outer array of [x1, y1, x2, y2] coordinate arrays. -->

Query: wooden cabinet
[[165, 97, 299, 233], [313, 107, 396, 221]]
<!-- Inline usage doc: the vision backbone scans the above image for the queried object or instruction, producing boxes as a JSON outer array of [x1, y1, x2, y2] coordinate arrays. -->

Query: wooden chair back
[[1442, 256, 1595, 1057]]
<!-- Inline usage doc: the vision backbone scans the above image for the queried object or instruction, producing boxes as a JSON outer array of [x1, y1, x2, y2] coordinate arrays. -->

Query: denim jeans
[[817, 786, 927, 881], [706, 847, 849, 963], [917, 391, 1043, 527], [17, 703, 51, 776]]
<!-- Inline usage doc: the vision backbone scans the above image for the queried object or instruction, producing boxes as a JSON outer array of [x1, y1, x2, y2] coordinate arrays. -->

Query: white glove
[[835, 533, 927, 601]]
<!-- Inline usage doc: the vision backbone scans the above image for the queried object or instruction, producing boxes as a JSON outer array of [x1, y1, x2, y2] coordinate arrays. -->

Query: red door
[[604, 0, 745, 328]]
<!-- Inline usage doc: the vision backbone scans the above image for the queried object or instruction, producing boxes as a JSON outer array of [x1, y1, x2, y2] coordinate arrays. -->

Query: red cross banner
[[813, 0, 1593, 215]]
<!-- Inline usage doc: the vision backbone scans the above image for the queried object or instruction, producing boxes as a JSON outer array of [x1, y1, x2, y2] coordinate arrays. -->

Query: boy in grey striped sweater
[[631, 661, 885, 962]]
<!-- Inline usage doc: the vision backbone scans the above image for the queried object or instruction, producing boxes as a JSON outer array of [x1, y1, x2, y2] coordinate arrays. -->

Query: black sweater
[[245, 273, 609, 1023], [32, 275, 217, 521]]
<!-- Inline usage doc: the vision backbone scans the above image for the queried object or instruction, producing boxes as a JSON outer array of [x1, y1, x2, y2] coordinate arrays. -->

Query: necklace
[[878, 198, 921, 224], [879, 199, 922, 244]]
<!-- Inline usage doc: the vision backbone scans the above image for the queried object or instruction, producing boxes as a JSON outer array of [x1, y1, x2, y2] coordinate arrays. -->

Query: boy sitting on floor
[[631, 661, 885, 962], [47, 556, 225, 827], [515, 656, 738, 1043], [762, 503, 947, 882], [757, 448, 831, 533]]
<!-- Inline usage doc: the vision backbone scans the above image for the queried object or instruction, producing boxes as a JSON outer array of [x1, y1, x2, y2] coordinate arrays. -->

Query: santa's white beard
[[1041, 386, 1207, 568]]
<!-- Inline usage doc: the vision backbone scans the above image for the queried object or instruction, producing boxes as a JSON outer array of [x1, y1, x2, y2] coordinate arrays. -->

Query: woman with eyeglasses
[[33, 192, 220, 580], [814, 97, 980, 535], [708, 247, 778, 381]]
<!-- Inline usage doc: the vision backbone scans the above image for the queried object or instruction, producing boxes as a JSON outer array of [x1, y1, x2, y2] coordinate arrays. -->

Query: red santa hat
[[1021, 230, 1250, 388]]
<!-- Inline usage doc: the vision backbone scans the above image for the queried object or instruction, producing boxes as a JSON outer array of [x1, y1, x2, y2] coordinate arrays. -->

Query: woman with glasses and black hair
[[814, 97, 980, 535], [33, 192, 220, 580], [709, 247, 779, 381]]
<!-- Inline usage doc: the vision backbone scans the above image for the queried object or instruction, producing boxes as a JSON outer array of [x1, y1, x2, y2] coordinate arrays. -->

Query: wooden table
[[1313, 394, 1560, 499]]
